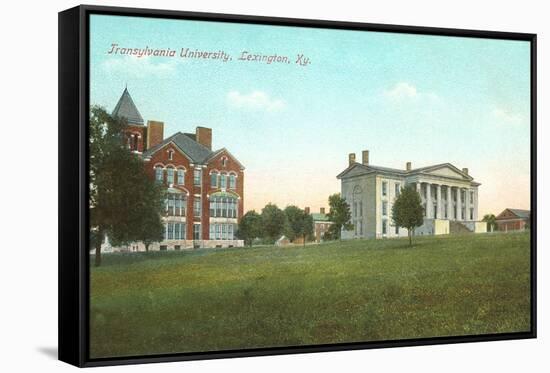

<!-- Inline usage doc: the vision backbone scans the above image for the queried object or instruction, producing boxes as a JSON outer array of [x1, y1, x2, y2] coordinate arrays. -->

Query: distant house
[[495, 209, 530, 232], [310, 207, 333, 242]]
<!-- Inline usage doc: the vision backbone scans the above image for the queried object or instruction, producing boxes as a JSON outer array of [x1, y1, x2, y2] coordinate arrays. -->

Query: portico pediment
[[419, 164, 472, 181]]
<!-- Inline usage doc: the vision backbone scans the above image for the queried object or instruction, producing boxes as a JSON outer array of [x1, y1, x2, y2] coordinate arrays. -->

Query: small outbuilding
[[275, 235, 291, 246], [495, 208, 530, 232]]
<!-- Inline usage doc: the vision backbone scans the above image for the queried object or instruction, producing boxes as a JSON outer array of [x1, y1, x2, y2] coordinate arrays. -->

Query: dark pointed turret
[[112, 87, 144, 125]]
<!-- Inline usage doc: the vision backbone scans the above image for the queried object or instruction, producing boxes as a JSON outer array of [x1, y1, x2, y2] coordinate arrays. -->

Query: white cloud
[[102, 55, 178, 78], [227, 90, 286, 112], [384, 82, 418, 100], [492, 107, 525, 125]]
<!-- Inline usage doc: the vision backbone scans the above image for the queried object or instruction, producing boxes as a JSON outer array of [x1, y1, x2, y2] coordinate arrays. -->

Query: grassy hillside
[[90, 232, 531, 358]]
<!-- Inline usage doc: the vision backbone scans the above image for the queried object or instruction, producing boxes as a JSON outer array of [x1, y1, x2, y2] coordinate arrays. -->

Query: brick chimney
[[462, 167, 469, 175], [146, 120, 164, 149], [406, 162, 412, 171], [320, 207, 326, 214], [196, 126, 212, 150], [348, 153, 356, 166], [304, 207, 310, 215], [362, 150, 369, 165]]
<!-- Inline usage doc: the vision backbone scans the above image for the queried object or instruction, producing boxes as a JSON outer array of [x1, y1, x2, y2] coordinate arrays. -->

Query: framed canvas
[[58, 5, 537, 367]]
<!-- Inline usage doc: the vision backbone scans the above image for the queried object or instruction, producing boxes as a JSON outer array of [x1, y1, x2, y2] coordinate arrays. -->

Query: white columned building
[[337, 150, 486, 239]]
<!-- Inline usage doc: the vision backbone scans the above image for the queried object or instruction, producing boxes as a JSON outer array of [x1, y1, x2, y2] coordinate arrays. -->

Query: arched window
[[166, 192, 186, 216], [209, 193, 238, 218], [166, 167, 175, 185], [168, 149, 174, 160], [229, 174, 236, 189], [220, 173, 227, 189], [155, 166, 164, 183], [210, 172, 219, 187], [177, 168, 185, 185], [221, 157, 228, 167]]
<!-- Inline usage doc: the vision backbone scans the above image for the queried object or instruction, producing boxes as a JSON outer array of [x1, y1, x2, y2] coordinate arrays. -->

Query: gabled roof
[[311, 213, 330, 222], [498, 208, 530, 219], [337, 162, 474, 182], [203, 148, 246, 170], [112, 88, 144, 125], [143, 132, 213, 163]]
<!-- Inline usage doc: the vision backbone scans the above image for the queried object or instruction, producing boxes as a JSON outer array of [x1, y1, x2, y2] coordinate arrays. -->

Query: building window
[[382, 220, 387, 235], [221, 157, 227, 167], [210, 172, 218, 187], [193, 197, 201, 217], [166, 167, 174, 184], [395, 225, 399, 234], [177, 169, 185, 185], [353, 202, 357, 218], [216, 224, 221, 239], [155, 166, 163, 183], [229, 174, 236, 189], [209, 195, 238, 218], [168, 149, 174, 160], [470, 208, 474, 220], [359, 201, 363, 217], [470, 191, 474, 204], [166, 193, 186, 216], [382, 201, 388, 216], [228, 224, 234, 240], [193, 169, 201, 186], [382, 181, 388, 197], [193, 224, 201, 240], [220, 174, 227, 189], [395, 183, 401, 197], [167, 222, 174, 240]]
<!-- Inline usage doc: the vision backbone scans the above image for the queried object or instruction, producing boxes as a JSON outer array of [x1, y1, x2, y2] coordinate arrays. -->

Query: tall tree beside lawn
[[89, 106, 165, 265], [284, 205, 314, 246], [326, 193, 353, 240], [391, 185, 424, 246], [482, 214, 498, 232], [237, 211, 263, 247], [261, 203, 286, 241]]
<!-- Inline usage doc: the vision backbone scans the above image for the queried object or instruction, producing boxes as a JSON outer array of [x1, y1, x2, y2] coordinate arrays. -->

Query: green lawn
[[90, 232, 531, 358]]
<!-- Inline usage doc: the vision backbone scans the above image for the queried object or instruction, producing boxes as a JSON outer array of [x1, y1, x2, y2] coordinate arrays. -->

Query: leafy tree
[[237, 210, 263, 247], [326, 193, 353, 240], [482, 214, 498, 232], [284, 205, 304, 241], [391, 185, 424, 246], [300, 213, 314, 247], [284, 206, 314, 246], [89, 106, 165, 265], [261, 203, 286, 241]]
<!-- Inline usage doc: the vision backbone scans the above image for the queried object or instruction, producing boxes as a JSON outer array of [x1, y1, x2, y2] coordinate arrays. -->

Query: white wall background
[[0, 0, 546, 371]]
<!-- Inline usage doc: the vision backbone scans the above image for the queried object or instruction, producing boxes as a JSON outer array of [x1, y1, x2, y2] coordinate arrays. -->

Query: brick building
[[104, 88, 245, 251], [495, 208, 530, 232], [306, 207, 333, 243]]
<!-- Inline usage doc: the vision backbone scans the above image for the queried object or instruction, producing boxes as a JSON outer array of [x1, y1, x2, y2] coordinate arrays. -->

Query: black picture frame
[[58, 4, 537, 368]]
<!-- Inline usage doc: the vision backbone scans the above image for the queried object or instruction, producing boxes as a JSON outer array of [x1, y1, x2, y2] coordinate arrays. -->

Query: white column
[[426, 183, 432, 218], [436, 184, 442, 220], [465, 187, 471, 221], [446, 186, 452, 220], [456, 187, 462, 221], [473, 188, 479, 221]]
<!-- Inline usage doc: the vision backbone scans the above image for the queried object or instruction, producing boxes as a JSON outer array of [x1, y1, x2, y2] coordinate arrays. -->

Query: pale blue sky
[[90, 14, 531, 215]]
